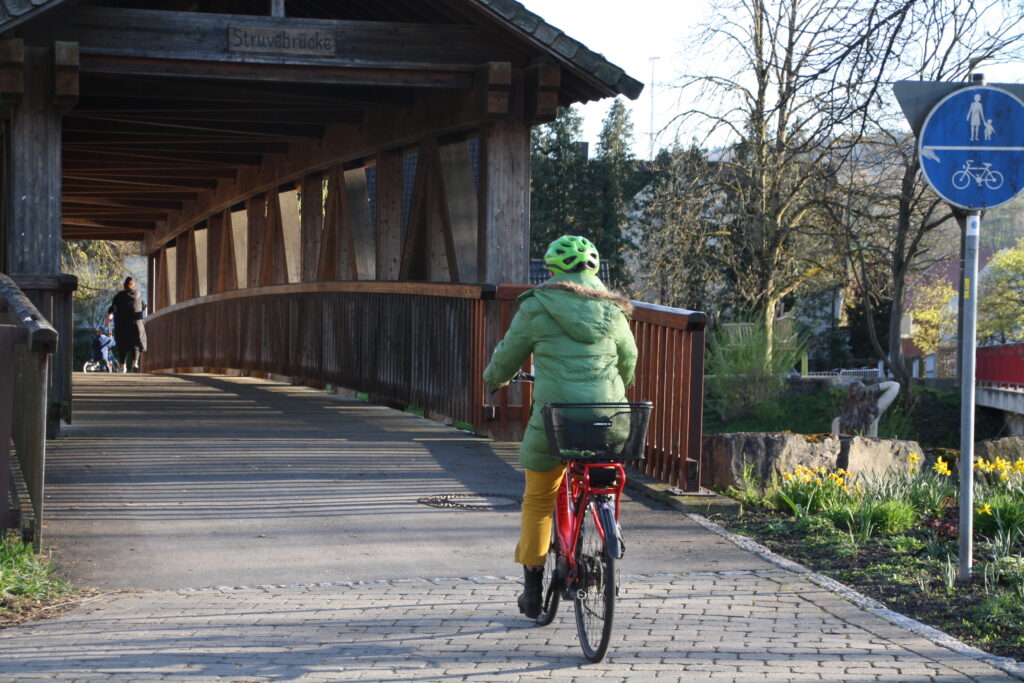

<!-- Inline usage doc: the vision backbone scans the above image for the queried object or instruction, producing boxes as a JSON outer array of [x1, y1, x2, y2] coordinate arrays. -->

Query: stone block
[[975, 435, 1024, 462], [702, 432, 923, 491], [840, 436, 921, 480]]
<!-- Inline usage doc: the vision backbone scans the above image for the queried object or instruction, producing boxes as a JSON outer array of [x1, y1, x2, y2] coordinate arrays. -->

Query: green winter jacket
[[483, 271, 638, 472]]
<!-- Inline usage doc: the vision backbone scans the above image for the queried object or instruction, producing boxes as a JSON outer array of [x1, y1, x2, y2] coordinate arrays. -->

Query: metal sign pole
[[959, 211, 980, 581]]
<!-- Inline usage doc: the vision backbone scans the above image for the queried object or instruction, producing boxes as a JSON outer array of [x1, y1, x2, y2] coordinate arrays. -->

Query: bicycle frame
[[553, 460, 626, 589]]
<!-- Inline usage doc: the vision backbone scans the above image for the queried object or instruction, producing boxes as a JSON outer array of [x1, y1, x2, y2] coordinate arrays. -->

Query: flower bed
[[715, 452, 1024, 659]]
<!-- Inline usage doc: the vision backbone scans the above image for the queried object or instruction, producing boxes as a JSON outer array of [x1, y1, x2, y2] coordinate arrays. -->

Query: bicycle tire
[[573, 498, 616, 662], [535, 525, 561, 626], [951, 170, 970, 190], [986, 170, 1004, 190]]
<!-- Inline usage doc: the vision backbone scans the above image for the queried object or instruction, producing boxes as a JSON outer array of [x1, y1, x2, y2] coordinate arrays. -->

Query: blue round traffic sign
[[919, 85, 1024, 210]]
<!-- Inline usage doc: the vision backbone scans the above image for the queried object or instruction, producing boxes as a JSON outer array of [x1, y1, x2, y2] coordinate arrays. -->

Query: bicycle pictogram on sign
[[951, 161, 1004, 190]]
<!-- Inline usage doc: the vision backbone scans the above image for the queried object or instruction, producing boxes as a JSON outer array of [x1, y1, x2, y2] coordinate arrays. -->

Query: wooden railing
[[0, 274, 58, 548], [485, 286, 706, 492], [978, 343, 1024, 390], [145, 281, 706, 490]]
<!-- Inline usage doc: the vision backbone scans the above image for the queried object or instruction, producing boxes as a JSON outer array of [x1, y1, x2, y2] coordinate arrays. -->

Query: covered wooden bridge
[[0, 0, 706, 544]]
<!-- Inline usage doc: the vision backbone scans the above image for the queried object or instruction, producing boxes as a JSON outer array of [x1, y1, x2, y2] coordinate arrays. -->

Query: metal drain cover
[[418, 493, 521, 510]]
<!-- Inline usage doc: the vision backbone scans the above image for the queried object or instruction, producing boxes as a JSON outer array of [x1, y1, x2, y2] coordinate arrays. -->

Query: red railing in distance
[[486, 285, 706, 492], [977, 343, 1024, 390]]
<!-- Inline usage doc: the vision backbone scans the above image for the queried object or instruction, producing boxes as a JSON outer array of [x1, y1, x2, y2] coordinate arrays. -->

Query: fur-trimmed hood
[[532, 279, 634, 316], [521, 272, 632, 344]]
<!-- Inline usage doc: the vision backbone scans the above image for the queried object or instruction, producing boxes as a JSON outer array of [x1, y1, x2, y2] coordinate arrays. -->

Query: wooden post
[[300, 173, 323, 282], [247, 194, 267, 288], [478, 71, 529, 284], [375, 150, 403, 281], [343, 167, 375, 280], [4, 46, 63, 275], [439, 139, 479, 283]]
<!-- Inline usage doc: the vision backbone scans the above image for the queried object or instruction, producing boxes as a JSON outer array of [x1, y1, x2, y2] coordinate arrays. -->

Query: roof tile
[[617, 74, 644, 100], [572, 46, 601, 72], [487, 0, 518, 20], [532, 22, 561, 46], [593, 61, 625, 88], [552, 35, 581, 60], [4, 0, 33, 16], [511, 8, 541, 33]]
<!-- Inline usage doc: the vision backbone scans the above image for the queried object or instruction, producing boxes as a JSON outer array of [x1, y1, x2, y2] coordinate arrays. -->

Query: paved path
[[1, 373, 1021, 681]]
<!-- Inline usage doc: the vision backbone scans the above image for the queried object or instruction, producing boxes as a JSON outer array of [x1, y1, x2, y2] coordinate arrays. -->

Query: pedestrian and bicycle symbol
[[918, 85, 1024, 210]]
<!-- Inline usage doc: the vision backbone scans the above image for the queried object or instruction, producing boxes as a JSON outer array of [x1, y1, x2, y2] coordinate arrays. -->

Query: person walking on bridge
[[106, 276, 148, 373], [483, 235, 637, 619]]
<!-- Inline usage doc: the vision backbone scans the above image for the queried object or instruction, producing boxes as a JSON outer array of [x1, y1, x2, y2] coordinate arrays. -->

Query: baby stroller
[[83, 327, 120, 373]]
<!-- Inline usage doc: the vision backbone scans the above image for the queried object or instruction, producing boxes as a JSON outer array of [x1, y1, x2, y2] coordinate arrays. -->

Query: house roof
[[0, 0, 643, 102]]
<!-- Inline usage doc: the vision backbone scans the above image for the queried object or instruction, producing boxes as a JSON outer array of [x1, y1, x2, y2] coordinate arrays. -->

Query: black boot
[[518, 566, 544, 619]]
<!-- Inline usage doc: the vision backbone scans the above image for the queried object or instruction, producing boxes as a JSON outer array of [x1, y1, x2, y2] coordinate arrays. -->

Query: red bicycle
[[534, 401, 653, 662]]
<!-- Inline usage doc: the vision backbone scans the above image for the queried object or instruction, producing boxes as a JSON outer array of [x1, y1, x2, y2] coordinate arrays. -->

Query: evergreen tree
[[590, 99, 641, 289], [530, 106, 588, 259]]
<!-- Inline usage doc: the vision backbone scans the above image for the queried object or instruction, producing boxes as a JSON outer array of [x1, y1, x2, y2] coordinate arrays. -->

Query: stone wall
[[702, 432, 922, 492]]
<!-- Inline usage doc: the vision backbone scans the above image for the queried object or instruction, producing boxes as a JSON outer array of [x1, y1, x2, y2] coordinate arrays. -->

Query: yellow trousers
[[514, 465, 566, 567]]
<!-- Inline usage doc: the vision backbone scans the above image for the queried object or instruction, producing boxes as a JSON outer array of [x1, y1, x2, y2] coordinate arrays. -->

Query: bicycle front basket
[[541, 402, 653, 461]]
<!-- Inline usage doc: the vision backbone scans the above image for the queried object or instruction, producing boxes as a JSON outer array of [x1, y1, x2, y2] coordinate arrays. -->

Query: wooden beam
[[374, 150, 403, 281], [22, 7, 518, 71], [80, 55, 476, 90], [64, 167, 238, 180], [343, 167, 375, 280], [52, 42, 79, 108], [63, 196, 183, 210], [526, 63, 560, 124], [438, 139, 479, 282], [476, 62, 511, 119], [0, 39, 23, 105], [64, 174, 219, 190], [64, 148, 264, 166], [300, 173, 323, 282], [63, 115, 319, 138]]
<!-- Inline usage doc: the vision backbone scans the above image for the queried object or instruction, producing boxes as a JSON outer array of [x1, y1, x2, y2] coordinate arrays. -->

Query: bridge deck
[[44, 372, 749, 590]]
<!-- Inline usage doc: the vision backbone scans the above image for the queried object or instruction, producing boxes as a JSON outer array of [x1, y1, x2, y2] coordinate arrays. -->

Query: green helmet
[[543, 235, 600, 275]]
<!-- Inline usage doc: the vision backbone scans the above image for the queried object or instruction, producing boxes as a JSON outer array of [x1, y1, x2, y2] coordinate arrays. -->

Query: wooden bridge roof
[[2, 0, 642, 99], [2, 0, 641, 243]]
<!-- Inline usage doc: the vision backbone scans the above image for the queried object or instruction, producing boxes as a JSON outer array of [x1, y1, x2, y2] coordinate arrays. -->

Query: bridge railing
[[483, 286, 706, 492], [978, 343, 1024, 390], [0, 274, 58, 548], [145, 282, 706, 490]]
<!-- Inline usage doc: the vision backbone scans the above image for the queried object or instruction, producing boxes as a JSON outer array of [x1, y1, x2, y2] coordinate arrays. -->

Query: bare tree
[[665, 0, 918, 361], [834, 0, 1024, 386]]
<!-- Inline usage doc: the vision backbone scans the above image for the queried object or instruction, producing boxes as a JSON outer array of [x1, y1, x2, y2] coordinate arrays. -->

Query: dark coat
[[108, 288, 147, 352]]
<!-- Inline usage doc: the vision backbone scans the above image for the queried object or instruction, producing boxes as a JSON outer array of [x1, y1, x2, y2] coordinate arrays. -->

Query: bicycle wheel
[[573, 498, 616, 662], [535, 525, 561, 626], [952, 170, 970, 190], [986, 170, 1004, 190]]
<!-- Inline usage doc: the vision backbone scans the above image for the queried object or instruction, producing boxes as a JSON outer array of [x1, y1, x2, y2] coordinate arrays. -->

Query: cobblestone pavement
[[5, 373, 1023, 681], [1, 570, 1020, 682]]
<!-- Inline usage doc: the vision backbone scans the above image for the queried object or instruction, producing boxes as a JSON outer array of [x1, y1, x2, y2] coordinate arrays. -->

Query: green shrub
[[705, 319, 807, 422], [975, 494, 1024, 540], [869, 499, 917, 535]]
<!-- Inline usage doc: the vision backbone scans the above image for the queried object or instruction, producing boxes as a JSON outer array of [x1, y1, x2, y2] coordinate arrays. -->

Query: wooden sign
[[227, 25, 335, 57]]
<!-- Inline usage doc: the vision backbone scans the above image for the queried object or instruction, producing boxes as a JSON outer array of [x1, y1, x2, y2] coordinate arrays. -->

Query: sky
[[523, 0, 709, 158], [525, 0, 1022, 159]]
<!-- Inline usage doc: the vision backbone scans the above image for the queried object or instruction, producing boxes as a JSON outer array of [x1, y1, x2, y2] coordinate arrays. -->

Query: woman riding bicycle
[[483, 235, 637, 619]]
